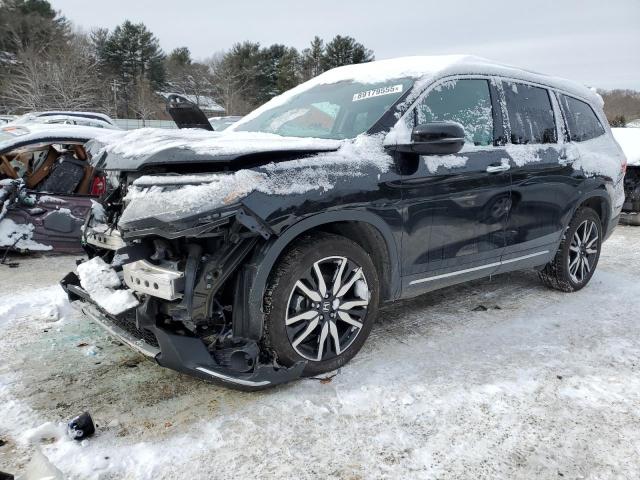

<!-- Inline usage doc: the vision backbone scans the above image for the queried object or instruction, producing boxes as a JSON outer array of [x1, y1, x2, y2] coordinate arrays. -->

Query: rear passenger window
[[414, 79, 494, 146], [559, 95, 605, 142], [502, 81, 557, 144]]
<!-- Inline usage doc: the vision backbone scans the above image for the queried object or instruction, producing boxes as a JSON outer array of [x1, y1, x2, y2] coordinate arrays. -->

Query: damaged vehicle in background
[[61, 56, 626, 390], [2, 111, 120, 130], [612, 127, 640, 225], [0, 124, 113, 253]]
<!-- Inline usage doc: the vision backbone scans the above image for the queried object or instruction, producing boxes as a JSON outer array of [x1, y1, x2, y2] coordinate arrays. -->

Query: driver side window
[[412, 79, 494, 146]]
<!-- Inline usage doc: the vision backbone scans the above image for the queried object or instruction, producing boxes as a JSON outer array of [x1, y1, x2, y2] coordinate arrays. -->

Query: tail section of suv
[[61, 55, 626, 389]]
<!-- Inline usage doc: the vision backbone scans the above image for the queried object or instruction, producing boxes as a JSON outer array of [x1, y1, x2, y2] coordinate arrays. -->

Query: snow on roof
[[0, 124, 110, 153], [92, 127, 342, 159], [16, 111, 115, 124], [232, 55, 602, 131], [158, 92, 225, 113], [612, 128, 640, 166]]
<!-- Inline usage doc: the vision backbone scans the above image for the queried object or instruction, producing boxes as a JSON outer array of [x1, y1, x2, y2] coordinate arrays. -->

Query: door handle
[[486, 164, 510, 173]]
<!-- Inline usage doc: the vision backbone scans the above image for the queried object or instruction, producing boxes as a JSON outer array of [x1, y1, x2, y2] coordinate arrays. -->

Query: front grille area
[[109, 312, 160, 348]]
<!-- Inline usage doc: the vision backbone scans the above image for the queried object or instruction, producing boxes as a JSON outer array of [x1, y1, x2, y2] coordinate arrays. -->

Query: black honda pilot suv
[[62, 55, 627, 389]]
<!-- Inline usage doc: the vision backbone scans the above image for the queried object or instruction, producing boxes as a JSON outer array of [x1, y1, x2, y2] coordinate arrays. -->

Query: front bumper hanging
[[60, 272, 305, 390]]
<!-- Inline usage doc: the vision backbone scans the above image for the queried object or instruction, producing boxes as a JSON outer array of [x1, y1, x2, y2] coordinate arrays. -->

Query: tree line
[[0, 0, 374, 119], [599, 89, 640, 127]]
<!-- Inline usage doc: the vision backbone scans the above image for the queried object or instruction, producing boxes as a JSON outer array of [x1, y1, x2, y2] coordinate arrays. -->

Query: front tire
[[263, 233, 379, 376], [539, 207, 602, 292]]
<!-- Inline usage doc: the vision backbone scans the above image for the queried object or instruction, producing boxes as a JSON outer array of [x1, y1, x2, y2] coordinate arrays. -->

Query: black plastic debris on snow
[[67, 412, 96, 441]]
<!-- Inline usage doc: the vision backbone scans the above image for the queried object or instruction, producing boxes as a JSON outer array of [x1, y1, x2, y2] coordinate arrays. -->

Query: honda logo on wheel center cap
[[322, 301, 331, 312]]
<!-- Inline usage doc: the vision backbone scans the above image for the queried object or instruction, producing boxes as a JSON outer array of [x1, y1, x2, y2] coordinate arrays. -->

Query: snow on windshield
[[118, 134, 393, 226], [234, 78, 413, 139]]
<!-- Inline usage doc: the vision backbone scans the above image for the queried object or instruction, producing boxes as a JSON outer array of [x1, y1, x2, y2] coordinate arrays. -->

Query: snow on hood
[[232, 55, 603, 131], [612, 128, 640, 167], [91, 128, 342, 160], [118, 134, 392, 227]]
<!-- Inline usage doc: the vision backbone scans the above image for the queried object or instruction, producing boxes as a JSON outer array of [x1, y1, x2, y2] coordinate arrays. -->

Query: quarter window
[[559, 94, 605, 142], [502, 81, 557, 144], [413, 79, 494, 146]]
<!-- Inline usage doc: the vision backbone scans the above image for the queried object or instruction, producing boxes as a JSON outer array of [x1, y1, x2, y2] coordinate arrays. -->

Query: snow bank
[[0, 218, 52, 251], [77, 257, 139, 315], [120, 134, 392, 225], [612, 127, 640, 166]]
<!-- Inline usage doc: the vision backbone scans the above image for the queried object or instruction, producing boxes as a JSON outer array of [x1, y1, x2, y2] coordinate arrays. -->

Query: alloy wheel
[[285, 256, 370, 362], [568, 219, 599, 284]]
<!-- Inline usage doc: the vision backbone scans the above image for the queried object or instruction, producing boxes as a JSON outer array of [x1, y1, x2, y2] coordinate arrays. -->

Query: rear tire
[[539, 207, 602, 292], [263, 232, 379, 376]]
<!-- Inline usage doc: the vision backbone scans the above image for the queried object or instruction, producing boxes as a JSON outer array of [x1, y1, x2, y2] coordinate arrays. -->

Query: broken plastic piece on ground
[[67, 412, 95, 441]]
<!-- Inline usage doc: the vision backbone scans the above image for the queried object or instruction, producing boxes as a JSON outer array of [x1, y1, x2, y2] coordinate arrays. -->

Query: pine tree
[[301, 36, 325, 80], [94, 21, 166, 116], [0, 0, 69, 53], [323, 35, 374, 70], [256, 44, 300, 104], [167, 47, 191, 67]]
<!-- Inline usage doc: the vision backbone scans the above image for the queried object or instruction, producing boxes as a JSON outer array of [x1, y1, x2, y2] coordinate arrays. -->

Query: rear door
[[497, 80, 576, 270], [398, 77, 512, 295]]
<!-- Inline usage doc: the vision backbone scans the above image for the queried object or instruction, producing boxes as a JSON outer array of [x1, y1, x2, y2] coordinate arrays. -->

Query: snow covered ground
[[1, 226, 640, 479]]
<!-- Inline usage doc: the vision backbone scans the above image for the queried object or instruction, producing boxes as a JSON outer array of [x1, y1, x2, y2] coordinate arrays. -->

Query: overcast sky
[[50, 0, 639, 90]]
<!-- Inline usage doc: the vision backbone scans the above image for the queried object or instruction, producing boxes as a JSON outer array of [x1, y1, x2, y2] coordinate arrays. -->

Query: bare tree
[[48, 34, 102, 110], [3, 34, 104, 112], [2, 47, 48, 111], [130, 76, 159, 125], [206, 52, 255, 115]]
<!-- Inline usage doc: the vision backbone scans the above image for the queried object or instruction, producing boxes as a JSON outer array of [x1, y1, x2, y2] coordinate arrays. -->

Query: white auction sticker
[[352, 84, 403, 102]]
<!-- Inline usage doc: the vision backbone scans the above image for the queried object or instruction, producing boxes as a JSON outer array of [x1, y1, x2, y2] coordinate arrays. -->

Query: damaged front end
[[62, 181, 305, 390]]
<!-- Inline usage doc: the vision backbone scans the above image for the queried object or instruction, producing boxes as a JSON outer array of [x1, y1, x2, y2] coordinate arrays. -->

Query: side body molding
[[233, 209, 402, 340]]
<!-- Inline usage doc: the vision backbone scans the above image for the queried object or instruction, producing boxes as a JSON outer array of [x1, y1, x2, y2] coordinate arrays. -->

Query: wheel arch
[[234, 210, 401, 340], [572, 188, 611, 230]]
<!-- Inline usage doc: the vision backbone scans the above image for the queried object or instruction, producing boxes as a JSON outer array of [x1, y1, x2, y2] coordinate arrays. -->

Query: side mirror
[[393, 121, 465, 155]]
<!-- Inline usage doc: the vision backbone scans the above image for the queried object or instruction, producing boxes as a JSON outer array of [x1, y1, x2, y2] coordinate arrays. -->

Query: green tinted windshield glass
[[235, 78, 413, 139]]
